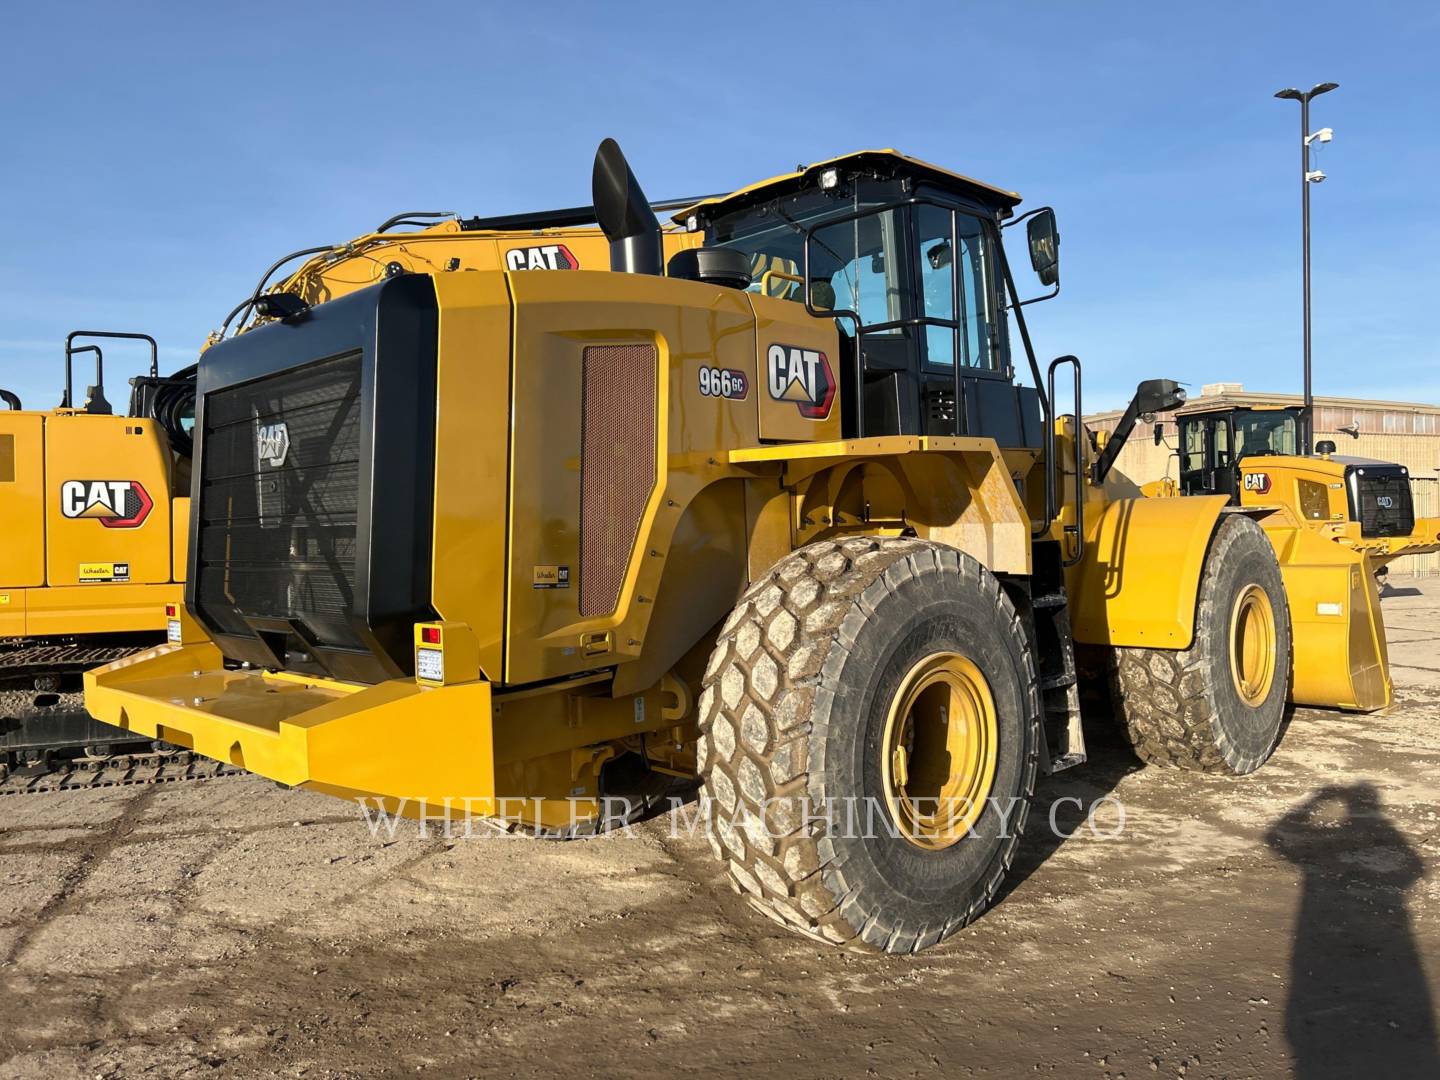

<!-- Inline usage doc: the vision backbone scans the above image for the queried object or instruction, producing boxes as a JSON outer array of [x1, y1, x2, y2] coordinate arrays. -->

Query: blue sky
[[1, 1, 1434, 411]]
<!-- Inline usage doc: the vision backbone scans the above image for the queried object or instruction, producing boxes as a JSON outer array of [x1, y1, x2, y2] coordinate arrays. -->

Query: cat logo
[[505, 244, 579, 271], [1376, 495, 1395, 509], [59, 480, 153, 528], [766, 344, 836, 420], [1242, 472, 1272, 495], [257, 421, 290, 467]]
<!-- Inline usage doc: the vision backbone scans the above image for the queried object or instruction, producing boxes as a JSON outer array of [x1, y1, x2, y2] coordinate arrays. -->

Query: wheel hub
[[1229, 583, 1277, 707], [881, 652, 998, 850]]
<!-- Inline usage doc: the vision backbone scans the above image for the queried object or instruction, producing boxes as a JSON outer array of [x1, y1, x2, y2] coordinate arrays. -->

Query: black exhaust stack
[[592, 138, 663, 276]]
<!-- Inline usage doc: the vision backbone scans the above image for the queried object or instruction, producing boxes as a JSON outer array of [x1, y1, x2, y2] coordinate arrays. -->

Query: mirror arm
[[1012, 283, 1061, 308], [999, 251, 1050, 421], [1002, 206, 1054, 230]]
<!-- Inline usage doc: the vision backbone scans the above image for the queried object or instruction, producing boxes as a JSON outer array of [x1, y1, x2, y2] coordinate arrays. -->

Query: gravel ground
[[1, 579, 1436, 1079]]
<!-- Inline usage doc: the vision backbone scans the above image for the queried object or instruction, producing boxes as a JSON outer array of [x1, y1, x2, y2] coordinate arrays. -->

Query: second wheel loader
[[87, 139, 1380, 952]]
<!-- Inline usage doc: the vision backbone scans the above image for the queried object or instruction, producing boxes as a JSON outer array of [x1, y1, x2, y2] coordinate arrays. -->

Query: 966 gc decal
[[698, 366, 748, 401]]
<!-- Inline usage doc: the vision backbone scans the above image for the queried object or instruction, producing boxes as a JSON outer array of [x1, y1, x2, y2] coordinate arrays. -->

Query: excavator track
[[0, 747, 241, 797], [0, 638, 148, 683], [2, 637, 242, 798]]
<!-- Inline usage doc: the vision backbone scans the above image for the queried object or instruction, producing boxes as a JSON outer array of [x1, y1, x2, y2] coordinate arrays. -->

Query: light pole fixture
[[1274, 81, 1338, 454]]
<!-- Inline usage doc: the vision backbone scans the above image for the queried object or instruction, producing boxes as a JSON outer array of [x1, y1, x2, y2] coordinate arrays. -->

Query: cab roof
[[671, 149, 1023, 225], [1182, 402, 1302, 416]]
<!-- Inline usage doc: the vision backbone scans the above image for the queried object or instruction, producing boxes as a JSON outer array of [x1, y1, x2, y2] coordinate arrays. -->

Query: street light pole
[[1274, 81, 1338, 455]]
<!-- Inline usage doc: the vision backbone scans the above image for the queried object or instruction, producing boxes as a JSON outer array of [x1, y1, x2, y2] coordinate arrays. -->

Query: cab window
[[1235, 411, 1299, 456], [1212, 417, 1230, 466], [809, 208, 908, 335], [914, 204, 997, 370], [1182, 420, 1206, 474]]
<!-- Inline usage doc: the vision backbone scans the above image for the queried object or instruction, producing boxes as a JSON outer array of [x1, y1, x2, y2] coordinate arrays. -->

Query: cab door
[[44, 414, 173, 586], [1206, 416, 1237, 500]]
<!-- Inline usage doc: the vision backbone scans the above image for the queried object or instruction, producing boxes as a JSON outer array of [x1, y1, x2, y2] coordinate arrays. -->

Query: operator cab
[[677, 152, 1052, 447], [1177, 405, 1302, 499]]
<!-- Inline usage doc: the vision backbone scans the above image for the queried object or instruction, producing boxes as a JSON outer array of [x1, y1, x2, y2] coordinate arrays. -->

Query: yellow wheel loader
[[5, 206, 702, 795], [87, 140, 1375, 952], [1133, 401, 1438, 710], [0, 332, 200, 790], [1172, 402, 1438, 566]]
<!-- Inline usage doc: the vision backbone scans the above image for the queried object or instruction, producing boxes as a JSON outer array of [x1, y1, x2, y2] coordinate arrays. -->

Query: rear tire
[[697, 537, 1041, 954], [1110, 514, 1291, 775]]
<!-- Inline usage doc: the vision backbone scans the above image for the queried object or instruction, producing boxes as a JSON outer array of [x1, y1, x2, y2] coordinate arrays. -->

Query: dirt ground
[[1, 581, 1437, 1080]]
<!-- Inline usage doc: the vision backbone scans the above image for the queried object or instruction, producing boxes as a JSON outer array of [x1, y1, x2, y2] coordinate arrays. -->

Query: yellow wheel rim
[[881, 652, 998, 851], [1229, 584, 1277, 707]]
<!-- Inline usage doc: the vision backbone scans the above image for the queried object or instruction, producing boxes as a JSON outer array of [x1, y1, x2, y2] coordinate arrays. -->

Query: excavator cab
[[685, 154, 1046, 448]]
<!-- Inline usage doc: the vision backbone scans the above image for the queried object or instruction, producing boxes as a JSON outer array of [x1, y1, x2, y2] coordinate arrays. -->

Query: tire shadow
[[995, 732, 1140, 903], [1265, 783, 1439, 1079]]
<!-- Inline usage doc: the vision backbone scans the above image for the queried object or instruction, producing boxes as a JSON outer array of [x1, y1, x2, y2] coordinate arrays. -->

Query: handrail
[[1047, 355, 1084, 567], [64, 330, 158, 412]]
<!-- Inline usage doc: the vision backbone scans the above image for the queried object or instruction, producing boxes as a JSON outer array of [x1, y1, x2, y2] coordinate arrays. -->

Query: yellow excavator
[[87, 140, 1395, 951], [0, 332, 198, 791]]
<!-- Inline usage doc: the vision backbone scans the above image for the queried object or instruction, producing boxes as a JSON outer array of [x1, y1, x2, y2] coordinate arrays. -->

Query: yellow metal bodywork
[[0, 406, 185, 637], [1068, 494, 1230, 649], [268, 221, 702, 322], [1154, 446, 1440, 570], [85, 266, 1047, 821]]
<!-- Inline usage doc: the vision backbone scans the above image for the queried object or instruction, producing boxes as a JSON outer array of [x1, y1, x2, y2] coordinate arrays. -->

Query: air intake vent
[[579, 344, 658, 617]]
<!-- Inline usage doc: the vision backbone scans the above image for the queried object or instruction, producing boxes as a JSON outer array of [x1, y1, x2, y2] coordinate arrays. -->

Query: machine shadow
[[996, 726, 1139, 902], [1265, 783, 1439, 1079]]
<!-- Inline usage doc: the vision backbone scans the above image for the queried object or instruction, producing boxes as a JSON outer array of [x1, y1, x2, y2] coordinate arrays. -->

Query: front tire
[[1110, 514, 1292, 774], [697, 537, 1041, 954]]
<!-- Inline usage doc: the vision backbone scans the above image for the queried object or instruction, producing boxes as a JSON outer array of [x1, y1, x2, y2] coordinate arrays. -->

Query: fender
[[1067, 495, 1230, 649]]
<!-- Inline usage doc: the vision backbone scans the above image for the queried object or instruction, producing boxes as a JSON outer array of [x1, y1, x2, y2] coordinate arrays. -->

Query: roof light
[[819, 168, 840, 190], [685, 214, 700, 232]]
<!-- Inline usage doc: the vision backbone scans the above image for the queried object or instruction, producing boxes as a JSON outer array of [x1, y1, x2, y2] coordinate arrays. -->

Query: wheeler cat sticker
[[1242, 472, 1272, 495], [79, 561, 130, 583], [505, 244, 579, 271], [59, 480, 153, 528], [766, 344, 835, 420]]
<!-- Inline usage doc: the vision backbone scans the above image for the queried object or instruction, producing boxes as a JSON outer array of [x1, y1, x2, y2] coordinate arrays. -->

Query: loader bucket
[[1259, 510, 1392, 712]]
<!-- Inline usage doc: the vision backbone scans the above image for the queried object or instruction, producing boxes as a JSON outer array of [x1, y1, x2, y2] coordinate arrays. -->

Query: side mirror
[[1027, 209, 1060, 287], [1153, 422, 1165, 446], [1134, 379, 1187, 414]]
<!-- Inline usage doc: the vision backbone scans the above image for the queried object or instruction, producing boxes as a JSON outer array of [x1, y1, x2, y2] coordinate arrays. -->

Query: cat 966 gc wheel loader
[[86, 140, 1375, 951]]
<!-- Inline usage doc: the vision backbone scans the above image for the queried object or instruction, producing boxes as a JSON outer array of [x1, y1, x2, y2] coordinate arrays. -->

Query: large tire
[[697, 537, 1041, 954], [1110, 514, 1291, 774]]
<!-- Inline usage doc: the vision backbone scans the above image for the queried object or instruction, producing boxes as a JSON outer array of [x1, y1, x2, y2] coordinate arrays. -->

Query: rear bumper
[[84, 643, 495, 810]]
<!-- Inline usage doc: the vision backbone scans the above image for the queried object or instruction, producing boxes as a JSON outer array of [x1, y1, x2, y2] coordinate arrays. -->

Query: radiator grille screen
[[579, 344, 658, 618], [196, 351, 365, 649], [1355, 472, 1415, 538]]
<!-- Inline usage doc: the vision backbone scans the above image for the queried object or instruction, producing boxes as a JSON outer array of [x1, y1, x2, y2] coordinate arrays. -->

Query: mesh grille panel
[[1356, 472, 1415, 538], [579, 344, 658, 618], [196, 351, 365, 648]]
